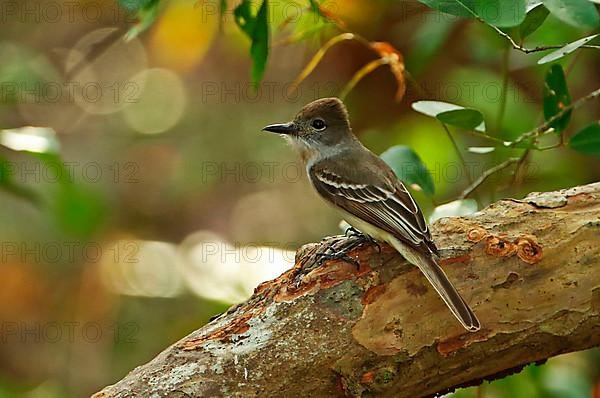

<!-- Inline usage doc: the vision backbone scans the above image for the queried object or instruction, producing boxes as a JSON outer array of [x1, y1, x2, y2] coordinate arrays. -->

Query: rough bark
[[94, 183, 600, 398]]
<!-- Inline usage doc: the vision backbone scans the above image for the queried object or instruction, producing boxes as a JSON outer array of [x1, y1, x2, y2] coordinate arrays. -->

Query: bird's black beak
[[262, 122, 296, 135]]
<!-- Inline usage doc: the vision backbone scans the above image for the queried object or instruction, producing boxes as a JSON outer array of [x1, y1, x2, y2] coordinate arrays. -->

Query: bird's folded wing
[[309, 166, 438, 255]]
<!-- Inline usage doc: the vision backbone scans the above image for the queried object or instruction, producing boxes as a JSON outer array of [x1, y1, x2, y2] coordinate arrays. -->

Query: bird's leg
[[317, 231, 374, 268], [344, 226, 381, 253], [344, 226, 361, 237], [316, 250, 360, 269], [316, 228, 382, 269]]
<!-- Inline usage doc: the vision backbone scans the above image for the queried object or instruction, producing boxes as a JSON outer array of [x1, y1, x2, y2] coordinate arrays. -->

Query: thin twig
[[289, 32, 355, 92], [405, 71, 428, 99], [495, 46, 510, 134], [288, 32, 377, 96], [463, 130, 508, 144], [535, 142, 563, 151], [339, 59, 387, 99], [511, 87, 600, 146], [65, 28, 124, 80], [460, 157, 520, 199], [511, 149, 530, 187], [487, 23, 599, 54], [454, 3, 600, 54], [565, 49, 583, 76], [440, 122, 473, 184], [476, 384, 485, 398]]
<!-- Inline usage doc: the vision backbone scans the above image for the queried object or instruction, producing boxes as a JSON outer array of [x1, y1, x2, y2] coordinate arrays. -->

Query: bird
[[262, 97, 480, 332]]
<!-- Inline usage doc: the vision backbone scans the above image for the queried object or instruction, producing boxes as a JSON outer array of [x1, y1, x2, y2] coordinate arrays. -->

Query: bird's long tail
[[389, 239, 480, 332]]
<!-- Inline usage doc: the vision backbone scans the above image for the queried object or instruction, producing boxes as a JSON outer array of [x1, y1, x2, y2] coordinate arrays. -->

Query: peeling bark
[[93, 183, 600, 398]]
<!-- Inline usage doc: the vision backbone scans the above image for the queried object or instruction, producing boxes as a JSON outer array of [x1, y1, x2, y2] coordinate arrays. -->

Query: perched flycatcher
[[262, 97, 480, 332]]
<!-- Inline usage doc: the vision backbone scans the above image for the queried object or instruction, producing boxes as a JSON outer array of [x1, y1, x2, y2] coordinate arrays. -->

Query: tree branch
[[511, 87, 600, 146], [487, 23, 600, 54], [460, 157, 520, 199], [94, 183, 600, 398], [441, 122, 473, 185]]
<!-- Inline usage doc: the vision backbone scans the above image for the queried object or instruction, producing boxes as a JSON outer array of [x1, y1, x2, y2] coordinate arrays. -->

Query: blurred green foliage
[[543, 64, 571, 133], [381, 145, 435, 195], [234, 0, 270, 85]]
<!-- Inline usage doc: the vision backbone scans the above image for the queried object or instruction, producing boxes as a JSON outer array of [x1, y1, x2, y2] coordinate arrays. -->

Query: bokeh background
[[0, 0, 599, 396]]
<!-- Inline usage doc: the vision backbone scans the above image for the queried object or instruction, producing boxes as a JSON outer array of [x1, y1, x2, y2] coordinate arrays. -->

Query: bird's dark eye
[[311, 118, 326, 131]]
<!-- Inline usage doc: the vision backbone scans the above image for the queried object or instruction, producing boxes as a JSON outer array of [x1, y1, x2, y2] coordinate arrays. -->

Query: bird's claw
[[344, 226, 362, 237], [316, 251, 360, 269], [344, 227, 381, 254]]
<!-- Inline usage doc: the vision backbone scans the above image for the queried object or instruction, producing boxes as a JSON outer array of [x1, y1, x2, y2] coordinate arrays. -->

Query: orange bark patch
[[179, 312, 254, 350], [335, 375, 347, 396], [485, 235, 518, 257], [438, 254, 471, 266], [516, 236, 543, 264], [476, 233, 543, 264], [362, 284, 387, 305], [568, 192, 592, 204], [275, 257, 371, 303], [468, 225, 543, 264], [467, 227, 488, 242], [437, 329, 489, 357], [180, 239, 379, 351], [360, 371, 375, 385]]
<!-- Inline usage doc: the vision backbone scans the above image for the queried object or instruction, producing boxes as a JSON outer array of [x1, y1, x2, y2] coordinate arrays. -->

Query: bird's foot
[[316, 250, 360, 269], [344, 227, 381, 253], [315, 228, 382, 269], [344, 226, 362, 238]]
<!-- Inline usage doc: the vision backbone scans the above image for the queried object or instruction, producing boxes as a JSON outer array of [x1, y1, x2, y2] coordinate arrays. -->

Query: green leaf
[[418, 0, 477, 18], [537, 34, 599, 64], [220, 0, 227, 18], [380, 145, 435, 196], [542, 0, 600, 29], [412, 100, 463, 116], [437, 108, 484, 130], [119, 0, 153, 9], [418, 0, 526, 27], [543, 64, 571, 133], [0, 156, 40, 204], [0, 126, 60, 154], [308, 0, 320, 12], [0, 127, 68, 205], [519, 3, 549, 39], [121, 0, 160, 41], [53, 185, 107, 238], [411, 100, 486, 132], [569, 121, 600, 155], [0, 180, 39, 204], [234, 0, 270, 86], [406, 18, 456, 74], [429, 199, 478, 223], [475, 0, 527, 27], [467, 146, 496, 153]]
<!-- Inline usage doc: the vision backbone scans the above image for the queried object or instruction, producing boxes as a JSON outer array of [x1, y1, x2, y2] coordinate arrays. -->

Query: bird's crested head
[[262, 97, 354, 147]]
